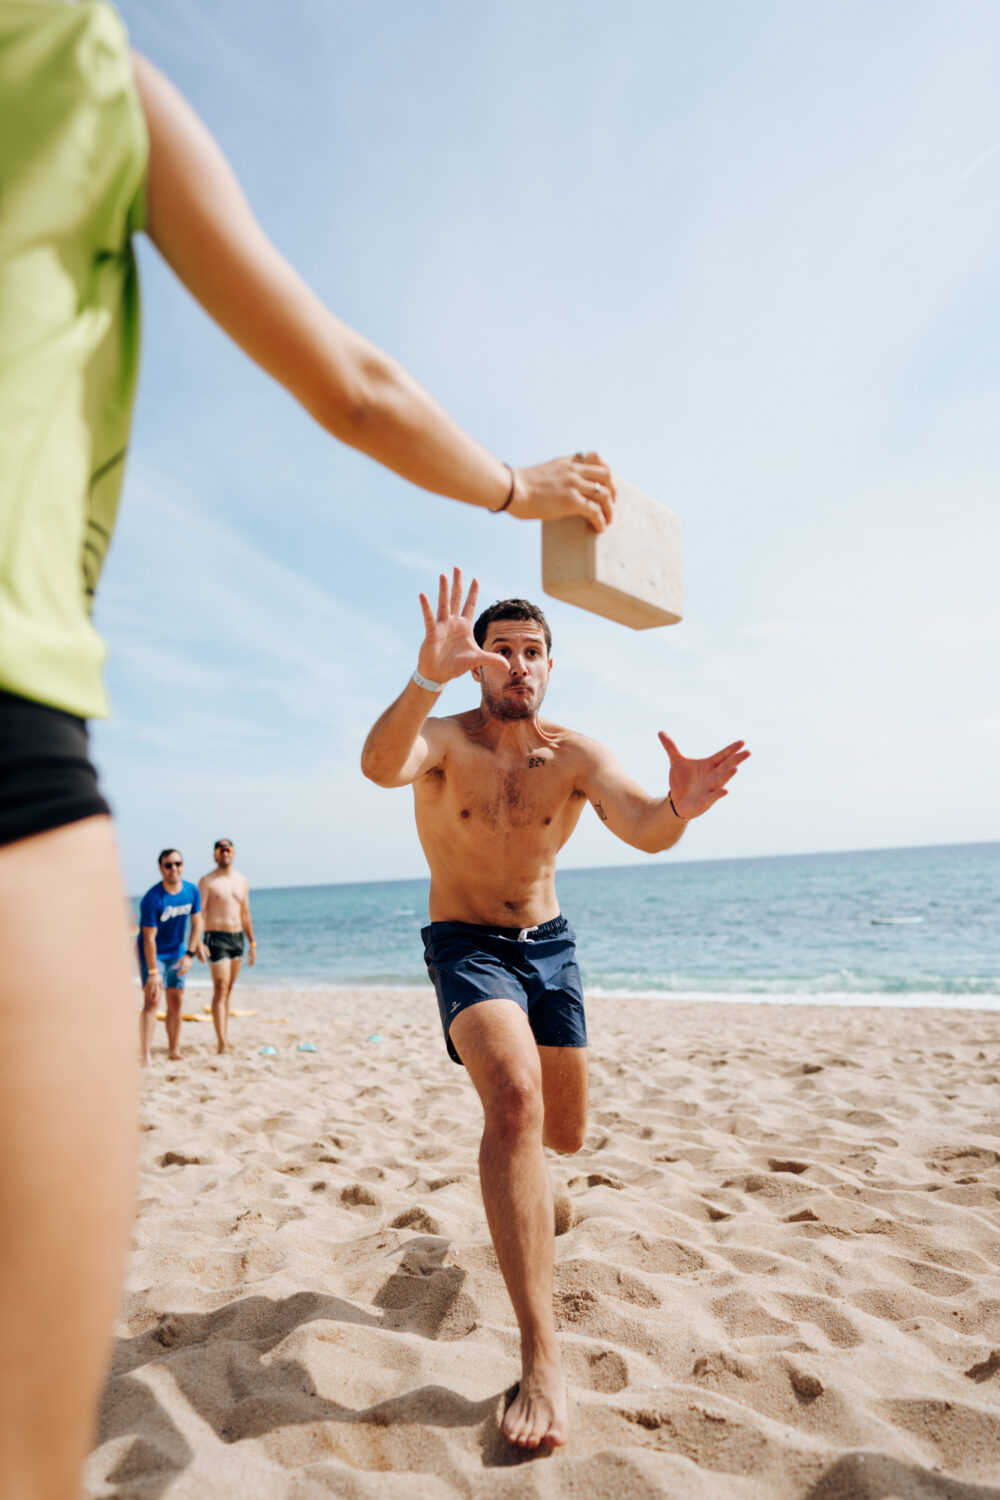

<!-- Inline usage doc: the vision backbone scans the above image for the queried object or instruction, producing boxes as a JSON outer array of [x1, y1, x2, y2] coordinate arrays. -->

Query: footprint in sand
[[777, 1293, 862, 1349], [965, 1349, 1000, 1382], [562, 1344, 629, 1393], [390, 1206, 441, 1234], [787, 1365, 824, 1399], [340, 1184, 380, 1209], [157, 1151, 204, 1168], [625, 1232, 707, 1276], [928, 1145, 1000, 1174], [555, 1260, 660, 1309]]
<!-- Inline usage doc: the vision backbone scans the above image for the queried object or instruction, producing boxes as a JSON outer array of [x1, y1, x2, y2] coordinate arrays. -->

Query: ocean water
[[178, 841, 999, 1008]]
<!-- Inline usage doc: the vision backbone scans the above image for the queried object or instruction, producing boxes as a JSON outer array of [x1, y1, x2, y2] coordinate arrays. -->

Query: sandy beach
[[85, 987, 1000, 1498]]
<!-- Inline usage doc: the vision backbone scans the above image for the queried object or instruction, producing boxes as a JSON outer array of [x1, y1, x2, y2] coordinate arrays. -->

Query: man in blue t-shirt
[[137, 848, 205, 1065]]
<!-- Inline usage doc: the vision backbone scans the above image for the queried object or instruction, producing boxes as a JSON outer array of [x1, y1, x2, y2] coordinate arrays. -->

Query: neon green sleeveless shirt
[[0, 0, 147, 719]]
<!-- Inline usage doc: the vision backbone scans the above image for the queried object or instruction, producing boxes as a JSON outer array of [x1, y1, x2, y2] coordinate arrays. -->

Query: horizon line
[[237, 835, 999, 898]]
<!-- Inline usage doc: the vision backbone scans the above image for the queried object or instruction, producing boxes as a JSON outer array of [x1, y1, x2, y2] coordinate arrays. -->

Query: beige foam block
[[541, 476, 682, 629]]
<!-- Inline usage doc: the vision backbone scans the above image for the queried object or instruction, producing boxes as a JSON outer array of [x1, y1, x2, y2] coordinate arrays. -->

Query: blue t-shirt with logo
[[138, 880, 201, 961]]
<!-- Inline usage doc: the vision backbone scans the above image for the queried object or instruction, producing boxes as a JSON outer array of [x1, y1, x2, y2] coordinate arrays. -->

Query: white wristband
[[412, 668, 444, 694]]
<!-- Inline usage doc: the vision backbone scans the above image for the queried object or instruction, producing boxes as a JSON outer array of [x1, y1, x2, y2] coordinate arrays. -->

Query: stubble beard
[[481, 681, 544, 721]]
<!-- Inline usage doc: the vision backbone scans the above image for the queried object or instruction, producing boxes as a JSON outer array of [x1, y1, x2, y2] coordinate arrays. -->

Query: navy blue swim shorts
[[421, 914, 587, 1065]]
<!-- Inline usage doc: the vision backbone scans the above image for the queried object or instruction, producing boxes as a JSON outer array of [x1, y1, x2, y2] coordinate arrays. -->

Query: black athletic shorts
[[205, 930, 245, 963], [421, 914, 587, 1065], [0, 688, 111, 848]]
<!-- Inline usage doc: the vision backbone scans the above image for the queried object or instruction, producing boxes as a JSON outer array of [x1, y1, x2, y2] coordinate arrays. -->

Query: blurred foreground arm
[[141, 926, 160, 1003], [132, 54, 614, 530]]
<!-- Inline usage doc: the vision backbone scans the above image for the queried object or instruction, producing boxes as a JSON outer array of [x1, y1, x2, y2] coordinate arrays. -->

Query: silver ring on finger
[[592, 482, 603, 498]]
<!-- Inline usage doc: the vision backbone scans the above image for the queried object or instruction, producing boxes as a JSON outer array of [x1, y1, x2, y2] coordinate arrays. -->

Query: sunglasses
[[216, 845, 233, 853], [162, 860, 183, 869]]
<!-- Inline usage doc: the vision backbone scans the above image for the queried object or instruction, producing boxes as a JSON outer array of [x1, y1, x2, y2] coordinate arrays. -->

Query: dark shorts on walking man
[[205, 930, 245, 963], [422, 914, 587, 1065]]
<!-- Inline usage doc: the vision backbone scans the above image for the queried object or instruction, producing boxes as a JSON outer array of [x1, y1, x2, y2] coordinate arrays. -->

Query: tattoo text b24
[[528, 756, 546, 768]]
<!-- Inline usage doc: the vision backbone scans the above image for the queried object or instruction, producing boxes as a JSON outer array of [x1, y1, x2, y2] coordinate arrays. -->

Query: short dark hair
[[214, 838, 233, 850], [473, 598, 552, 653], [158, 848, 181, 867]]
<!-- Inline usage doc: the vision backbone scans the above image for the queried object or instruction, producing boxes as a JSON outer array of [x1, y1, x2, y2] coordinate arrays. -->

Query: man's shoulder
[[432, 709, 476, 734], [539, 720, 605, 760], [544, 725, 618, 787], [420, 710, 480, 755]]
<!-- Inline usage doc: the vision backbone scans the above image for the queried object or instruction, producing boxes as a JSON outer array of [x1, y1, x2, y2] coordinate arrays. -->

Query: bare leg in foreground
[[449, 1000, 588, 1449], [0, 817, 137, 1500]]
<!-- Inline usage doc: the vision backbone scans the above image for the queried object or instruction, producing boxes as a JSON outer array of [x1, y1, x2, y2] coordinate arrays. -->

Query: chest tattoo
[[528, 756, 546, 768]]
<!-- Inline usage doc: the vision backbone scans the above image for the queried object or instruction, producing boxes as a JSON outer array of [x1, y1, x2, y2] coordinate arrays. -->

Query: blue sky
[[98, 0, 1000, 893]]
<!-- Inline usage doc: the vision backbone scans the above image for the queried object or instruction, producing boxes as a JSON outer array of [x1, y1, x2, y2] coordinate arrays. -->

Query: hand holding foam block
[[541, 477, 682, 629]]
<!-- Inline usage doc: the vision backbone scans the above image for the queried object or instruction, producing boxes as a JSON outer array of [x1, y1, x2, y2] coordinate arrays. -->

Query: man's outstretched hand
[[510, 451, 615, 532], [659, 733, 750, 820], [417, 568, 510, 687]]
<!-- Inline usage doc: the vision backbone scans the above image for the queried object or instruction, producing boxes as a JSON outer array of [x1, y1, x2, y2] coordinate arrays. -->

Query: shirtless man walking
[[198, 839, 256, 1054], [361, 568, 749, 1451]]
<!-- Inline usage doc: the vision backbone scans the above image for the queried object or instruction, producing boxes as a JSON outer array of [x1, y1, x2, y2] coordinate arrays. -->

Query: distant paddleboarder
[[362, 568, 749, 1449]]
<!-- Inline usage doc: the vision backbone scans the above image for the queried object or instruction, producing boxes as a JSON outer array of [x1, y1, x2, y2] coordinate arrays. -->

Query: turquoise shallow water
[[164, 841, 1000, 1007]]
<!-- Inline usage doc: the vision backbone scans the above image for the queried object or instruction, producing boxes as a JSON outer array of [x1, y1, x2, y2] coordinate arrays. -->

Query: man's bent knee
[[484, 1074, 544, 1139], [544, 1122, 586, 1155]]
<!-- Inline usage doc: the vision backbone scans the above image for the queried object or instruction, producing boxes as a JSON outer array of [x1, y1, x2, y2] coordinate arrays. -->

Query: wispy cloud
[[944, 138, 1000, 195], [380, 545, 445, 576]]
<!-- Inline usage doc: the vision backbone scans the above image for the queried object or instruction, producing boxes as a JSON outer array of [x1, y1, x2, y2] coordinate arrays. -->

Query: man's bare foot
[[168, 1051, 182, 1061], [217, 1043, 232, 1055], [139, 1054, 152, 1068], [502, 1357, 568, 1449]]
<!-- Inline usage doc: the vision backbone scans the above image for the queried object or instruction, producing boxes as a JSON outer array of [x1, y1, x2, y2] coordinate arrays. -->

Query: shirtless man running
[[361, 568, 749, 1451], [198, 839, 256, 1054]]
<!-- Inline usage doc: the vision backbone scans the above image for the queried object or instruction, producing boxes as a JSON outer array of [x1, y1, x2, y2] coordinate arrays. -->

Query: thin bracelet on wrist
[[669, 794, 686, 820], [412, 667, 444, 693], [489, 463, 516, 513]]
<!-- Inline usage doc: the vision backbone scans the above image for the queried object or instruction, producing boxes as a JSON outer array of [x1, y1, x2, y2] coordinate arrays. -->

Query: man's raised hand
[[658, 733, 750, 821], [417, 568, 509, 687]]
